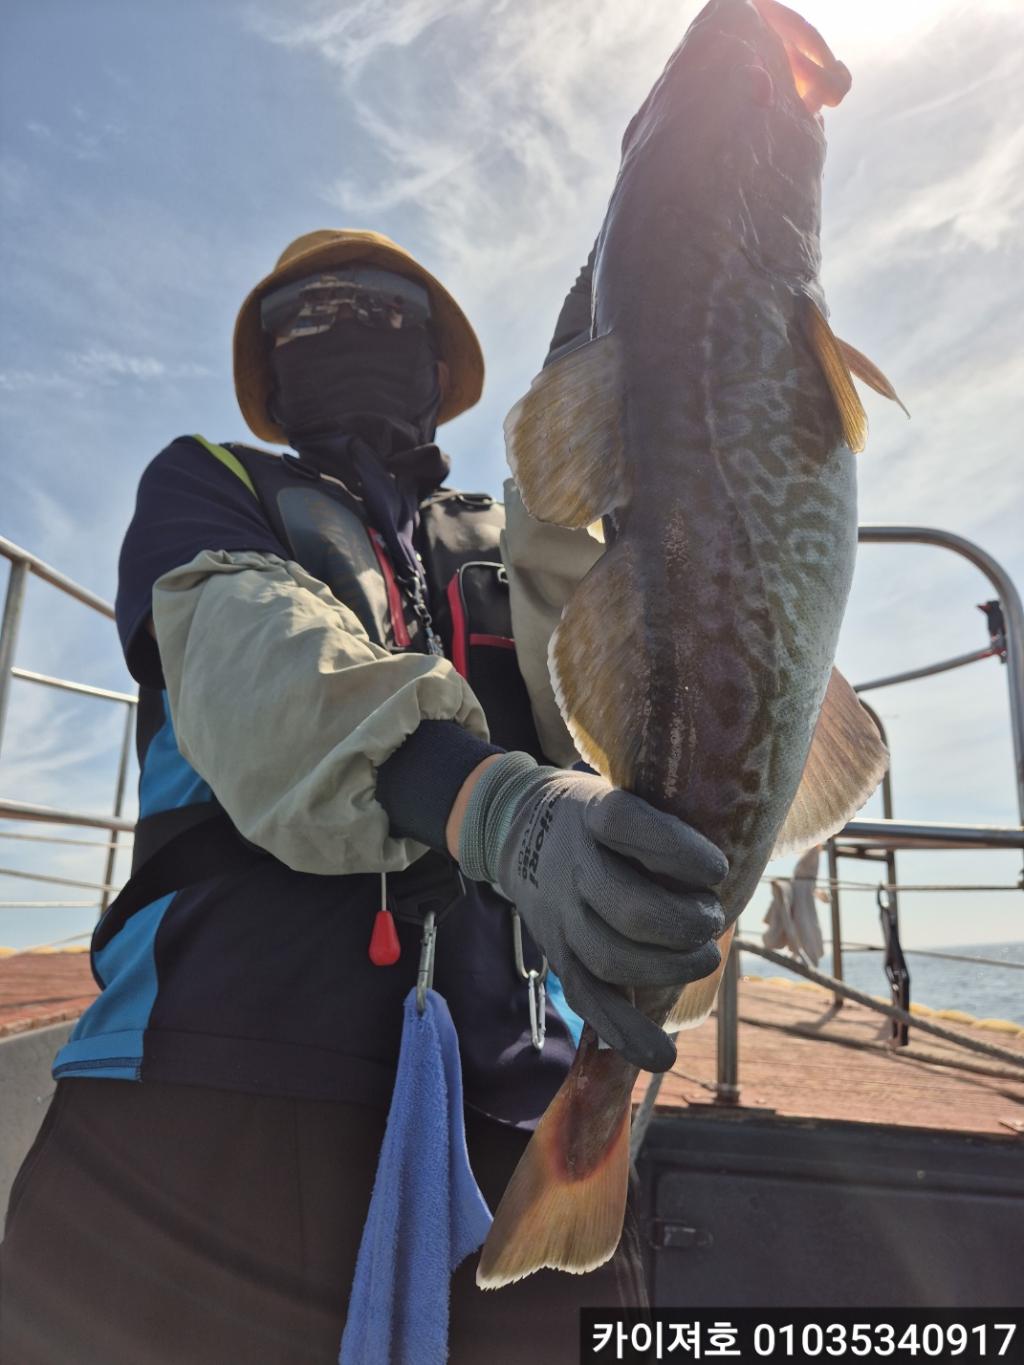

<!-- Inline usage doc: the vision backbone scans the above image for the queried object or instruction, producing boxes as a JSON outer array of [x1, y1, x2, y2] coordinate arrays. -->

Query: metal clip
[[416, 909, 437, 1015], [511, 908, 548, 1051], [526, 972, 546, 1051]]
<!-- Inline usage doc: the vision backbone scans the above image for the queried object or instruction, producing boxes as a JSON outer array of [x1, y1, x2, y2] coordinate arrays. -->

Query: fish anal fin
[[476, 1062, 631, 1287], [803, 297, 868, 453], [837, 337, 911, 419], [504, 334, 627, 529], [549, 543, 645, 788], [771, 667, 889, 859], [665, 922, 736, 1032]]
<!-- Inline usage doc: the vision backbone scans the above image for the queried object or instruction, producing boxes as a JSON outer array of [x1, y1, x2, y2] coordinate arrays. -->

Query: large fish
[[479, 0, 901, 1287]]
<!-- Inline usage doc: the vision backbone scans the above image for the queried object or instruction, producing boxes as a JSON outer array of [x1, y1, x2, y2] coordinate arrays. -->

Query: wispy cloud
[[24, 106, 127, 163], [0, 369, 84, 396], [68, 348, 213, 382], [246, 0, 678, 287]]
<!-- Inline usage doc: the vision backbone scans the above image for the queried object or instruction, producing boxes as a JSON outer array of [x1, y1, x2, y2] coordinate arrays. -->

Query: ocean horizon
[[741, 938, 1024, 1027]]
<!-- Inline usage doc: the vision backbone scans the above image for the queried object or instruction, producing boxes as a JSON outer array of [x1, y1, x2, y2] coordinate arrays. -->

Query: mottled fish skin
[[589, 0, 856, 1077], [595, 0, 855, 926]]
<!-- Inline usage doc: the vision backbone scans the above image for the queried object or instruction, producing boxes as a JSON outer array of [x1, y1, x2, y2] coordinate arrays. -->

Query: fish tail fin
[[665, 922, 736, 1032], [476, 1043, 634, 1288]]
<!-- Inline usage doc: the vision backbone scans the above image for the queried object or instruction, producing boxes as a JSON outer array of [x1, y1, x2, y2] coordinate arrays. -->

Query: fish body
[[480, 0, 893, 1287]]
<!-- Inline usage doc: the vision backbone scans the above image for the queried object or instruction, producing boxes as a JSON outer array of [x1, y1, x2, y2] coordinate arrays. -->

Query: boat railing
[[710, 524, 1024, 1107], [2, 526, 1021, 1075], [0, 536, 135, 932]]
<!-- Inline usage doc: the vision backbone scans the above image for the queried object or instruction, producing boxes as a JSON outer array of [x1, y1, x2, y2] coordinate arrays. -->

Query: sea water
[[741, 939, 1024, 1026]]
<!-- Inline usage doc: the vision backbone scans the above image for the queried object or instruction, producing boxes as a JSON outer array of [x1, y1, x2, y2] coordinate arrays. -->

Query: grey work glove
[[458, 752, 728, 1072]]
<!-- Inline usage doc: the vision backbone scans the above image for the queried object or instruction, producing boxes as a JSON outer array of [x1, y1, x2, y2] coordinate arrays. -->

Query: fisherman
[[0, 229, 727, 1364]]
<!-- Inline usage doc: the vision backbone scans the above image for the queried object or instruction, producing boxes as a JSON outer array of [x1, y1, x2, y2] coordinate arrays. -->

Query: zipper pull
[[369, 872, 401, 965]]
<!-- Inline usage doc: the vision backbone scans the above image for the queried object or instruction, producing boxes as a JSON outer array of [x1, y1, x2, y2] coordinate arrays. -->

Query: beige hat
[[234, 228, 485, 444]]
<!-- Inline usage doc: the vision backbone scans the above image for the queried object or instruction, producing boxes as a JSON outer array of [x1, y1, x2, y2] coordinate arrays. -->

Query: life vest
[[98, 436, 545, 950]]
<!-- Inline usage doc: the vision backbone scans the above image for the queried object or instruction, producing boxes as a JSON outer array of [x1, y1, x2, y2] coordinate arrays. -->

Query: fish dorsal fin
[[665, 921, 736, 1032], [503, 334, 627, 528], [771, 666, 889, 859], [803, 297, 868, 453], [837, 337, 910, 418]]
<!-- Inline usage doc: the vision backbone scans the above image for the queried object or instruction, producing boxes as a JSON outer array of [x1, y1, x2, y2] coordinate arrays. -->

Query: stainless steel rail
[[0, 536, 115, 619], [712, 525, 1024, 1105], [856, 525, 1024, 824], [0, 539, 135, 918], [0, 800, 136, 834], [836, 821, 1024, 853], [854, 641, 1004, 695]]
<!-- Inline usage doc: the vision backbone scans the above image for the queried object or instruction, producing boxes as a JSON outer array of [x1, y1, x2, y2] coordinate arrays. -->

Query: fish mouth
[[752, 0, 852, 114]]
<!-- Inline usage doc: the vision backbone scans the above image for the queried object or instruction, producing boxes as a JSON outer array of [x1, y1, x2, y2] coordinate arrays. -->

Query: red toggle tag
[[369, 909, 401, 966]]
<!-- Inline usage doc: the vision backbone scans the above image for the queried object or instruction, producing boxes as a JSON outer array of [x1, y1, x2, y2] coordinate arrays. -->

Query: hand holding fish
[[459, 752, 729, 1072]]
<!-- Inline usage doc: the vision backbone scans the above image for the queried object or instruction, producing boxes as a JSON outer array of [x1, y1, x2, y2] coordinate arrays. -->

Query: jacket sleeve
[[151, 548, 490, 875]]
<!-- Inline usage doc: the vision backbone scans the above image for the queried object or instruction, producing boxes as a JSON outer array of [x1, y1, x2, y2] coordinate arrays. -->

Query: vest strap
[[191, 434, 258, 496]]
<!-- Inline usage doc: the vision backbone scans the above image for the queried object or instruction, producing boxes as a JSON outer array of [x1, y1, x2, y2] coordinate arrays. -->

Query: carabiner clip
[[510, 908, 548, 1051], [416, 909, 437, 1015], [526, 971, 546, 1052]]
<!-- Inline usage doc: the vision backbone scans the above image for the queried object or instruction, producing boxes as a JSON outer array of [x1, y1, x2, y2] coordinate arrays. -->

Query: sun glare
[[776, 0, 1015, 62]]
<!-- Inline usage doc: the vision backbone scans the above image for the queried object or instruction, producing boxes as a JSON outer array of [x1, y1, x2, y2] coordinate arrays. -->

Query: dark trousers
[[1, 1079, 647, 1363]]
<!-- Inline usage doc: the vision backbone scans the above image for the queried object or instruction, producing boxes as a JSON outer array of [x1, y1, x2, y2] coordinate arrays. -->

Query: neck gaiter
[[267, 322, 450, 634]]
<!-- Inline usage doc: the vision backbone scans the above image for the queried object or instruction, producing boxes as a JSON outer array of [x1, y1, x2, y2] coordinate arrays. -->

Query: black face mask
[[268, 319, 443, 453], [267, 319, 450, 623]]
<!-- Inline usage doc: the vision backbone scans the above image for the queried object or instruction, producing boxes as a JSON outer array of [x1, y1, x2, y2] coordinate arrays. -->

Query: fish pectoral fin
[[837, 337, 911, 419], [802, 297, 868, 453], [771, 667, 889, 860], [549, 542, 645, 787], [504, 333, 627, 528], [665, 922, 736, 1032]]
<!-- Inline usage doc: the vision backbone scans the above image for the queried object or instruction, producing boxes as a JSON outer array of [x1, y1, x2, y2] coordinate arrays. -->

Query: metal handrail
[[0, 538, 135, 917], [854, 640, 1004, 695], [711, 525, 1024, 1105], [856, 526, 1024, 824], [836, 821, 1024, 852], [0, 800, 136, 834], [9, 667, 137, 706], [0, 536, 115, 618]]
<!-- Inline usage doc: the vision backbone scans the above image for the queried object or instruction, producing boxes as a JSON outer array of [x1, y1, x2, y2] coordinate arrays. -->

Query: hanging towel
[[339, 988, 493, 1365], [788, 844, 826, 965], [762, 878, 800, 955]]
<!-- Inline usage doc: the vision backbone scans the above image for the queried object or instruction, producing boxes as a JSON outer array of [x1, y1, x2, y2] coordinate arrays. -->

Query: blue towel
[[339, 988, 493, 1365]]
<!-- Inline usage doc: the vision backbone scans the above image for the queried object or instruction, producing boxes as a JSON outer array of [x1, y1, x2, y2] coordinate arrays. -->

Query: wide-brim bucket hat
[[234, 228, 485, 444]]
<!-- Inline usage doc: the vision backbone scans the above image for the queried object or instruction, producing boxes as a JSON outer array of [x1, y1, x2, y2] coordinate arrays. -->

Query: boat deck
[[634, 974, 1024, 1139], [0, 949, 98, 1037], [2, 951, 1022, 1137]]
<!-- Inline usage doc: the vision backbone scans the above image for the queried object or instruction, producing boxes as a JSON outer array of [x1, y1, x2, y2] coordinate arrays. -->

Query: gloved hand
[[457, 752, 728, 1072]]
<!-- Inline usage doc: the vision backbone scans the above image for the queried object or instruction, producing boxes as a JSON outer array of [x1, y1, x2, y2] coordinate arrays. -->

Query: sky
[[1, 0, 1022, 969]]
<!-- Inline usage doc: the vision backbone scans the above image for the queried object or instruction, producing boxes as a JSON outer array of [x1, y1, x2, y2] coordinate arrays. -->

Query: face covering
[[267, 319, 450, 642], [268, 318, 443, 453]]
